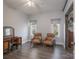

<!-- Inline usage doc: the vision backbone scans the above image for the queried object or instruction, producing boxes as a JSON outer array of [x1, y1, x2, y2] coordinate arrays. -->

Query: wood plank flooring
[[4, 42, 74, 59]]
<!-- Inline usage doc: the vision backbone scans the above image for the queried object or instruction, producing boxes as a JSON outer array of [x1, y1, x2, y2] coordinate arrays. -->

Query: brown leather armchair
[[31, 33, 42, 44], [43, 33, 55, 46]]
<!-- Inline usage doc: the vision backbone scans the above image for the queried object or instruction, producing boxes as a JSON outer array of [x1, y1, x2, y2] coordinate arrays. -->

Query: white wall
[[3, 4, 29, 44], [30, 11, 65, 46]]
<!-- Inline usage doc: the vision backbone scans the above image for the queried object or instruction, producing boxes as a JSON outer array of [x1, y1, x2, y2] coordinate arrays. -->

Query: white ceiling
[[4, 0, 66, 15]]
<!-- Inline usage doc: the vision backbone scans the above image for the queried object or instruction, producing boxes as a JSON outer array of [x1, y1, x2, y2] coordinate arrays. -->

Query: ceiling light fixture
[[25, 0, 35, 7]]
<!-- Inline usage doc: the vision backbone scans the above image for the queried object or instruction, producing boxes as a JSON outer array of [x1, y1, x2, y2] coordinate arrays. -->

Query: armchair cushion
[[43, 40, 53, 45], [35, 36, 41, 39], [33, 39, 41, 43], [47, 37, 52, 40]]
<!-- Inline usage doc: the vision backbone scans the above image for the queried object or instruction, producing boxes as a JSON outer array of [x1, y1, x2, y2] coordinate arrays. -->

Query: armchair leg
[[30, 41, 34, 48]]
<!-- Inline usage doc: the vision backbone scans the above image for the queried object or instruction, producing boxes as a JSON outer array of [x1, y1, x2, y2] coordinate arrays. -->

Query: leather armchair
[[43, 33, 55, 46], [32, 33, 42, 44]]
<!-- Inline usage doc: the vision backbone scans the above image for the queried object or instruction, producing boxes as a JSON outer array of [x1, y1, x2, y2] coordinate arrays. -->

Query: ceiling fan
[[24, 0, 35, 7]]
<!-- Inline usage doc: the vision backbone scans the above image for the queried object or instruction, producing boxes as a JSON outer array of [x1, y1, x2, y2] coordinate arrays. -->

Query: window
[[30, 20, 37, 38], [51, 24, 60, 37], [30, 24, 37, 36]]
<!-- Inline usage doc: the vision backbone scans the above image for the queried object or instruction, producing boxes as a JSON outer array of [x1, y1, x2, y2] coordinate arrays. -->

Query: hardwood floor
[[4, 42, 74, 59]]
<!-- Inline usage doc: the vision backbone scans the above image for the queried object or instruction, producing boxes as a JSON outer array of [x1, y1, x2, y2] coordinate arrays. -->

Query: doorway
[[65, 3, 74, 51]]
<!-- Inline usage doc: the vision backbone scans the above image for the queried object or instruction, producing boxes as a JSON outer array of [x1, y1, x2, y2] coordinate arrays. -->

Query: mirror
[[3, 26, 14, 37]]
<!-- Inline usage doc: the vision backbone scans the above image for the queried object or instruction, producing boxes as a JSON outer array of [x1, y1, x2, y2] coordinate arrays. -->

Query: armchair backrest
[[34, 33, 42, 36], [47, 33, 55, 38], [44, 33, 55, 41], [33, 33, 42, 39]]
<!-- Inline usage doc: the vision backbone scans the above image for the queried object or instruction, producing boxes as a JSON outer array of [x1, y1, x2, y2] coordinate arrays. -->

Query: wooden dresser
[[3, 37, 11, 53], [3, 26, 22, 53], [3, 36, 22, 53]]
